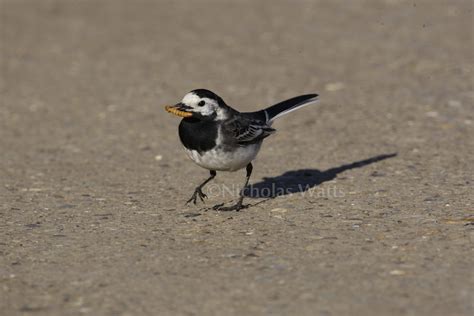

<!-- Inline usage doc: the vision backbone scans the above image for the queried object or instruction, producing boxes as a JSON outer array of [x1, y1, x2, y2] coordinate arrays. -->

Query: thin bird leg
[[214, 163, 253, 211], [186, 170, 216, 205]]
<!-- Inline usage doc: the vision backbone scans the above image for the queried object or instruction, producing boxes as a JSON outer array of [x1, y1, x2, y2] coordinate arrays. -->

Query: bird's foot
[[212, 200, 248, 212], [186, 188, 207, 205]]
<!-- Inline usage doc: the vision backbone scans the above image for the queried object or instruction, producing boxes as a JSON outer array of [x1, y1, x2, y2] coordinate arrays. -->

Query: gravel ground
[[1, 0, 473, 315]]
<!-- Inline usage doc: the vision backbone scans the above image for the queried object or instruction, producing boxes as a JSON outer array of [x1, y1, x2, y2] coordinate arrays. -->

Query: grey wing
[[224, 118, 276, 145]]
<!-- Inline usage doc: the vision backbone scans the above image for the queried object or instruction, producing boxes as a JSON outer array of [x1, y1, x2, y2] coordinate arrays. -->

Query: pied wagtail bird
[[165, 89, 319, 211]]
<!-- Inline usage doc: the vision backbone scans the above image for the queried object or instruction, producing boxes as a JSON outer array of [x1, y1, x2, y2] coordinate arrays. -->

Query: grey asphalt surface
[[1, 0, 473, 315]]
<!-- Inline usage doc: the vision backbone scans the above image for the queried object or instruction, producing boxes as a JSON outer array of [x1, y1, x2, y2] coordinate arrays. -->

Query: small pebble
[[447, 100, 461, 107], [390, 269, 406, 275], [324, 82, 345, 92]]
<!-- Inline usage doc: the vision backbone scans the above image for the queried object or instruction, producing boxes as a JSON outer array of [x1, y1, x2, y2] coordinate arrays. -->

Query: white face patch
[[181, 92, 228, 120]]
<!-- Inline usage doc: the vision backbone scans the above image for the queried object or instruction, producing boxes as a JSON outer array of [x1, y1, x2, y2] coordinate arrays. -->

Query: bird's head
[[165, 89, 230, 121]]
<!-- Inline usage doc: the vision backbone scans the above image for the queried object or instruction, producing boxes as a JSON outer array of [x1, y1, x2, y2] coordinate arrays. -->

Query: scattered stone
[[21, 188, 45, 192], [325, 82, 345, 91], [270, 208, 288, 213], [389, 269, 406, 276], [447, 100, 461, 107]]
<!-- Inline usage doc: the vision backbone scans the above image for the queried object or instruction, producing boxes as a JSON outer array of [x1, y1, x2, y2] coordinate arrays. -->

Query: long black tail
[[248, 94, 319, 123]]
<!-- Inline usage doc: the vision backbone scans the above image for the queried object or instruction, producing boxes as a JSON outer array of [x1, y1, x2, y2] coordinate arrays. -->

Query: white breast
[[184, 143, 261, 172]]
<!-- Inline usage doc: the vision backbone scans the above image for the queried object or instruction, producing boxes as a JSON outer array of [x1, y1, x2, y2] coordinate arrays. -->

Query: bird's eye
[[198, 101, 205, 107]]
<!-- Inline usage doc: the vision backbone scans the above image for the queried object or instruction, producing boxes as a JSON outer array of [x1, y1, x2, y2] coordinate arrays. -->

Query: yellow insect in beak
[[165, 105, 193, 118]]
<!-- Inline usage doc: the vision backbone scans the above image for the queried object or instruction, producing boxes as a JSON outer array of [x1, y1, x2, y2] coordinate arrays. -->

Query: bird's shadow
[[243, 153, 397, 198]]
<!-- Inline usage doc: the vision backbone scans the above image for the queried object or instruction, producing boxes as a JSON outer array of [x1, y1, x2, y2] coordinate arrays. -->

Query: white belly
[[184, 143, 261, 171]]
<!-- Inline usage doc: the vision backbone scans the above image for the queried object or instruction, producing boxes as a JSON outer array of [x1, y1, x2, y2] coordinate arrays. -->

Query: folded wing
[[223, 117, 275, 145]]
